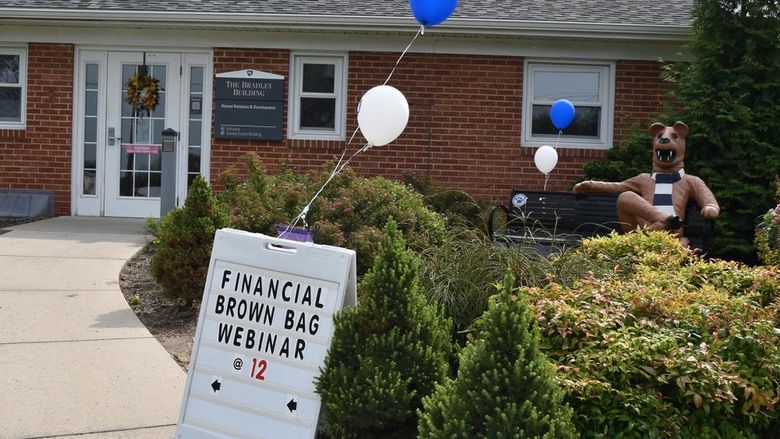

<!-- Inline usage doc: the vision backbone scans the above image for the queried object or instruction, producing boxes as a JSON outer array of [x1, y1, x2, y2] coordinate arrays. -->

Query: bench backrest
[[506, 190, 715, 252]]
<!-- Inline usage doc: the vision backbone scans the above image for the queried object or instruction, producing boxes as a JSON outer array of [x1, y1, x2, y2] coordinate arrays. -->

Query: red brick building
[[0, 1, 691, 217]]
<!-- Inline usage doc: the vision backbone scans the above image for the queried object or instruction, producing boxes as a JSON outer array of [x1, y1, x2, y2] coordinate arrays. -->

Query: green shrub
[[403, 174, 489, 232], [218, 155, 446, 276], [418, 271, 578, 439], [315, 220, 452, 439], [151, 176, 227, 304], [524, 230, 780, 437]]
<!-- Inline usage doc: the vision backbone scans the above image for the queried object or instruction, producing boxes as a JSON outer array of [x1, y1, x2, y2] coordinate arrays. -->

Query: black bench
[[488, 190, 715, 254]]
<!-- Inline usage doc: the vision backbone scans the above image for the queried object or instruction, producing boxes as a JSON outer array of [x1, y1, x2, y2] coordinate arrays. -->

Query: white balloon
[[357, 85, 410, 147], [534, 145, 558, 175]]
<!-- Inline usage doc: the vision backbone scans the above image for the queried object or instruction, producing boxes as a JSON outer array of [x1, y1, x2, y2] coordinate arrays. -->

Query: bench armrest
[[487, 204, 510, 240]]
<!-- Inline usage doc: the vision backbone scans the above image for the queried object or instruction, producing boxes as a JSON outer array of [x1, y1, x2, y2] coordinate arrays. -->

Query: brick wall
[[614, 60, 673, 146], [0, 43, 74, 215], [0, 47, 669, 217], [213, 50, 671, 205]]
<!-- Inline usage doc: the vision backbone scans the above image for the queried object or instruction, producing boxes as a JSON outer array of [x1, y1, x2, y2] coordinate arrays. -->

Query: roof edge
[[0, 8, 691, 42]]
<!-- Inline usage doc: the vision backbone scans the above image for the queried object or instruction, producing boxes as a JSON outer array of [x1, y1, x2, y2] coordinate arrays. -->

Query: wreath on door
[[126, 72, 162, 116]]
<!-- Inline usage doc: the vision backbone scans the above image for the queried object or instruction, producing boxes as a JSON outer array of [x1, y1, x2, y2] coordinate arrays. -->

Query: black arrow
[[287, 398, 298, 413], [211, 379, 221, 393]]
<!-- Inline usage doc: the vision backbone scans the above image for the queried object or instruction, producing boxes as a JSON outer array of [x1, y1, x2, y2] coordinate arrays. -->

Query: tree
[[670, 0, 780, 261], [315, 220, 451, 438], [417, 271, 577, 439], [584, 0, 780, 261]]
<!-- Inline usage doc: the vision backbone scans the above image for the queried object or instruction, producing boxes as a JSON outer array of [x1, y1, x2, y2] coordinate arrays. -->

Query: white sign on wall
[[176, 229, 357, 439]]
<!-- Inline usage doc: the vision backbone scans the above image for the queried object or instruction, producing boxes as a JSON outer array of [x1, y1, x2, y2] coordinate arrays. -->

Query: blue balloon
[[410, 0, 459, 27], [550, 99, 576, 130]]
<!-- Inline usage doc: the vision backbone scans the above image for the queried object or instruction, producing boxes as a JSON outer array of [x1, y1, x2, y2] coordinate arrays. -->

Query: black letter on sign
[[215, 294, 225, 315], [284, 310, 295, 330], [221, 270, 232, 289], [295, 339, 306, 360]]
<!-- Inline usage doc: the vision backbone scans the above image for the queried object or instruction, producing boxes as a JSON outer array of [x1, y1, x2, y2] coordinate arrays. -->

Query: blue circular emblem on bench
[[512, 193, 528, 208]]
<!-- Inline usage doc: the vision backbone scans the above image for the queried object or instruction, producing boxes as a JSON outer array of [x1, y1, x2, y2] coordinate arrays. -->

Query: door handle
[[108, 127, 121, 145]]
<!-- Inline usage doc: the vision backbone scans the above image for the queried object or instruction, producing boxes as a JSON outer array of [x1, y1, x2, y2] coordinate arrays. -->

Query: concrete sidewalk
[[0, 217, 185, 439]]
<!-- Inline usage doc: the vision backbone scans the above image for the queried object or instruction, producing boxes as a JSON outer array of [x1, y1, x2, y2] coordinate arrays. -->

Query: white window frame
[[522, 60, 615, 150], [0, 46, 27, 130], [287, 53, 348, 141]]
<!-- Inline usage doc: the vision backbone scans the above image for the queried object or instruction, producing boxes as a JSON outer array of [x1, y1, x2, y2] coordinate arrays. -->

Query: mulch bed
[[119, 243, 199, 371], [0, 217, 41, 231]]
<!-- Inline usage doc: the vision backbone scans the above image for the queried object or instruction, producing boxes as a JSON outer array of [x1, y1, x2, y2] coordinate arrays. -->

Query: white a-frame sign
[[176, 229, 357, 438]]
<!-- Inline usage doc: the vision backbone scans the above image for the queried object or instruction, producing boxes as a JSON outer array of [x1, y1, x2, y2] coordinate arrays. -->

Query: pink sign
[[122, 144, 160, 154]]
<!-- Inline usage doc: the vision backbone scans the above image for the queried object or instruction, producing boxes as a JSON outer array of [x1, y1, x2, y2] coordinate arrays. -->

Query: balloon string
[[544, 173, 550, 191], [284, 24, 424, 239], [282, 143, 370, 237], [383, 25, 424, 86], [555, 130, 562, 149]]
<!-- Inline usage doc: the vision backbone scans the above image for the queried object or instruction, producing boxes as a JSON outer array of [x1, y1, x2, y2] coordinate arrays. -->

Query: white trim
[[181, 52, 214, 201], [521, 59, 615, 150], [0, 45, 26, 129], [0, 9, 691, 42], [0, 25, 689, 62], [287, 52, 348, 141], [216, 69, 284, 80], [72, 49, 107, 216]]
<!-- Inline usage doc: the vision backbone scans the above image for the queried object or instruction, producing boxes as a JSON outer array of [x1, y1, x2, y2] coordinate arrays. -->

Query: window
[[288, 54, 347, 140], [522, 61, 614, 149], [0, 48, 26, 129]]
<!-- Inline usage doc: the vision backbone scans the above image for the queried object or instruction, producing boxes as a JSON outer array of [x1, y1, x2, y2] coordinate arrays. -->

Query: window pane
[[534, 70, 600, 102], [149, 172, 161, 197], [302, 63, 335, 93], [532, 105, 600, 137], [189, 121, 202, 146], [134, 172, 149, 197], [188, 147, 201, 173], [151, 65, 166, 89], [0, 55, 20, 84], [86, 90, 98, 116], [83, 170, 96, 196], [122, 65, 136, 85], [300, 97, 335, 129], [150, 151, 161, 172], [152, 119, 165, 145], [84, 143, 96, 169], [84, 117, 97, 142], [120, 172, 133, 196], [0, 87, 21, 120], [86, 64, 98, 89], [135, 153, 150, 171], [190, 67, 203, 93], [150, 93, 165, 118]]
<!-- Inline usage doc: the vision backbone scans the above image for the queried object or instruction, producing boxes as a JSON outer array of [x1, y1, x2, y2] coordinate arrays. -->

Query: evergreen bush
[[669, 0, 780, 262], [755, 178, 780, 265], [418, 271, 578, 439], [315, 220, 452, 438], [151, 176, 227, 304]]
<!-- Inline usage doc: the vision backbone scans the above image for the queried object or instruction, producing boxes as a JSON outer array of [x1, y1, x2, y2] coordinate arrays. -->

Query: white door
[[73, 50, 212, 218], [104, 52, 181, 217]]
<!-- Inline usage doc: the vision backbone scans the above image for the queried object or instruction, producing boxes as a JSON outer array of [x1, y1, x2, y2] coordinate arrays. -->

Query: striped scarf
[[651, 169, 685, 216]]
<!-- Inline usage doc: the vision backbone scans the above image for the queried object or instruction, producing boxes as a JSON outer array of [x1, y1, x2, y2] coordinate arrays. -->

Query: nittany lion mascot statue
[[573, 121, 719, 246]]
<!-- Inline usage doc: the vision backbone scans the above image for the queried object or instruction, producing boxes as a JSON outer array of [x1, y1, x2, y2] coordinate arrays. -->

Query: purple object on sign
[[276, 226, 314, 243]]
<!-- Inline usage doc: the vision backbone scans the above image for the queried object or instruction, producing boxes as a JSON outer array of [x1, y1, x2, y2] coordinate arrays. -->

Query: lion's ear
[[649, 123, 666, 137], [672, 121, 689, 139]]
